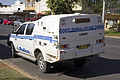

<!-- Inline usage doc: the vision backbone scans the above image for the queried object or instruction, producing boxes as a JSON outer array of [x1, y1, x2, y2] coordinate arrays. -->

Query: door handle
[[15, 38, 17, 40], [21, 37, 23, 39], [44, 43, 47, 45], [29, 38, 32, 40]]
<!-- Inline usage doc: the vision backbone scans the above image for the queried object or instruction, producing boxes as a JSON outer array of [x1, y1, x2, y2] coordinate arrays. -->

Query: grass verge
[[105, 31, 120, 36], [0, 62, 32, 80]]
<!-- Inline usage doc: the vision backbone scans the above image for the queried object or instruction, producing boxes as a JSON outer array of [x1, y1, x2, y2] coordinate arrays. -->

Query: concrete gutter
[[1, 60, 40, 80], [0, 59, 2, 61]]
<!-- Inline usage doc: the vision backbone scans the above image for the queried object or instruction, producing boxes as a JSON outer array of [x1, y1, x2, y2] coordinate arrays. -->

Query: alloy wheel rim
[[11, 45, 14, 56], [38, 56, 45, 70]]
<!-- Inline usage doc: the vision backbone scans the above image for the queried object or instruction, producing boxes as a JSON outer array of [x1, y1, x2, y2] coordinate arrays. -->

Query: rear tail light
[[61, 44, 69, 49], [96, 39, 104, 44]]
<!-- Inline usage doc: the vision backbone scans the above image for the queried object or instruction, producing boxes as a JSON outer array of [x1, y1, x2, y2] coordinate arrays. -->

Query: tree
[[80, 0, 104, 14], [0, 2, 3, 6], [105, 0, 120, 13], [47, 0, 120, 15], [47, 0, 78, 14], [80, 0, 120, 15]]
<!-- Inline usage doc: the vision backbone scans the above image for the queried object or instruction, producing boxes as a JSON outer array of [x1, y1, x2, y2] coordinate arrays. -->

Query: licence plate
[[76, 44, 90, 50]]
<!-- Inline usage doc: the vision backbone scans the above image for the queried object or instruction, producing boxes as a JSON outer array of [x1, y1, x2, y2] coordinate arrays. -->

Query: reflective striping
[[21, 36, 34, 39], [10, 35, 57, 43], [34, 35, 53, 43], [35, 35, 57, 43], [10, 35, 34, 40], [10, 35, 16, 38], [59, 25, 104, 34]]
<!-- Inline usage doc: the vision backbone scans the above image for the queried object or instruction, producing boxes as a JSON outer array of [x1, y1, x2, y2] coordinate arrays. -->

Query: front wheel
[[37, 53, 51, 73], [10, 43, 18, 58]]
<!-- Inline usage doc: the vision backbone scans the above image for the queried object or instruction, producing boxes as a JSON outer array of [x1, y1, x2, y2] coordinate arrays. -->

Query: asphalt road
[[0, 24, 120, 80]]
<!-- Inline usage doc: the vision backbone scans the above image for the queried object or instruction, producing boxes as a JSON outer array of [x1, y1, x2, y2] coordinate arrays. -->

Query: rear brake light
[[61, 44, 69, 49]]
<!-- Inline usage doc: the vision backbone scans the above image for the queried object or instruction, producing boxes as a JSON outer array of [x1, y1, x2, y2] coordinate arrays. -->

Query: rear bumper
[[59, 44, 105, 61]]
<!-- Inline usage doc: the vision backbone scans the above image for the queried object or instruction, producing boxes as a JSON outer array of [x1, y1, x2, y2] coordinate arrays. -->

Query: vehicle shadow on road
[[0, 43, 11, 59], [50, 56, 120, 79], [0, 35, 8, 40], [0, 38, 120, 79]]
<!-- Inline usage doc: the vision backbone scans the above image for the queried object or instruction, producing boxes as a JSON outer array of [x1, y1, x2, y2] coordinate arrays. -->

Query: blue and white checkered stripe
[[59, 25, 104, 34]]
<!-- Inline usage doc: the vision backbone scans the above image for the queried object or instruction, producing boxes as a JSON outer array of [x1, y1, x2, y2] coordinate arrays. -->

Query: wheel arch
[[34, 47, 48, 62], [34, 48, 42, 58], [7, 41, 12, 46]]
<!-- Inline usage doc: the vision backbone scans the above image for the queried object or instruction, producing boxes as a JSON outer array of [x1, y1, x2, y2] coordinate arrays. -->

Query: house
[[105, 14, 120, 30], [35, 0, 50, 14], [35, 0, 82, 14], [25, 0, 35, 11], [11, 1, 25, 12], [0, 1, 25, 14]]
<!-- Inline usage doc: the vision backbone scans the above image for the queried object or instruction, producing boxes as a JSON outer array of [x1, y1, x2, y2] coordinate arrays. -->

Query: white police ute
[[8, 14, 105, 73]]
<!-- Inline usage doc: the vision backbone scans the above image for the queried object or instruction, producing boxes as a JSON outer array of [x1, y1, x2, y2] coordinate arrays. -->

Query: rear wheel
[[37, 53, 51, 73], [74, 59, 86, 67], [10, 43, 18, 58]]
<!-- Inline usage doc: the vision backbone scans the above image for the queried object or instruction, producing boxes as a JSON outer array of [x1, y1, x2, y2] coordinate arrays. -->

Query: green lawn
[[105, 31, 120, 36], [0, 62, 32, 80]]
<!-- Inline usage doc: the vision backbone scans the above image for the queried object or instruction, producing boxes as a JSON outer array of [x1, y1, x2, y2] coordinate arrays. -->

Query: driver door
[[22, 23, 35, 56], [14, 24, 27, 52]]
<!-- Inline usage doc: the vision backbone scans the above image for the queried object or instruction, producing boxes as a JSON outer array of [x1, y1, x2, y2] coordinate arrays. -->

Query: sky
[[0, 0, 25, 5]]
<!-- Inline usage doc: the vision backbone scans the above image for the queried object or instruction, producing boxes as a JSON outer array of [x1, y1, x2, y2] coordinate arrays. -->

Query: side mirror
[[12, 31, 17, 34]]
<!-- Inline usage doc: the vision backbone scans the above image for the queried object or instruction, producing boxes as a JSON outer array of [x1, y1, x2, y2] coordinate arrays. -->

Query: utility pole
[[102, 0, 105, 23]]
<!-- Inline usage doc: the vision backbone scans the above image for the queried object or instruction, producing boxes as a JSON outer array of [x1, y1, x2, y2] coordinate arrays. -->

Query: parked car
[[26, 18, 30, 21], [8, 19, 14, 25], [14, 20, 24, 26], [10, 20, 14, 25], [3, 18, 8, 25], [0, 18, 3, 24], [30, 17, 37, 21]]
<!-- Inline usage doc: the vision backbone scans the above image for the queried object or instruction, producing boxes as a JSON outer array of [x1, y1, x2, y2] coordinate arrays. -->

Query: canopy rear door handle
[[44, 43, 47, 45], [29, 38, 32, 40]]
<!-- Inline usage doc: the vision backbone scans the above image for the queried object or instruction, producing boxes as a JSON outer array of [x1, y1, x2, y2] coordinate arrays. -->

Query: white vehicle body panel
[[9, 14, 105, 63]]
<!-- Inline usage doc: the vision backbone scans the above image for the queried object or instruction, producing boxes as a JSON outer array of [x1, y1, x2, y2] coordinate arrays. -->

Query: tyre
[[10, 43, 18, 58], [37, 53, 51, 73], [74, 59, 86, 67]]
